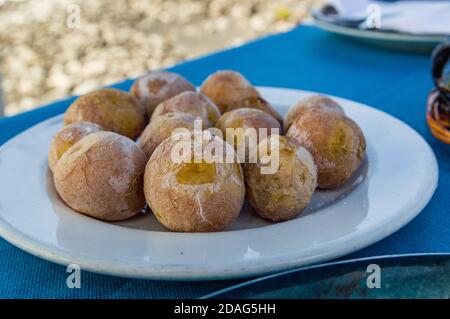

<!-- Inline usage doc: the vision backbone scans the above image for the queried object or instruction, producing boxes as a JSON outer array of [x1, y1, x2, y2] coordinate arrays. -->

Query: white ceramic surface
[[313, 18, 446, 52], [0, 87, 438, 280]]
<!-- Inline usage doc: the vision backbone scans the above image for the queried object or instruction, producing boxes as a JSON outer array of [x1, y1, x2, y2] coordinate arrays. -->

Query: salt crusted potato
[[215, 108, 281, 163], [48, 122, 103, 172], [244, 135, 317, 222], [139, 112, 198, 158], [150, 91, 221, 127], [54, 131, 147, 221], [227, 96, 283, 123], [283, 95, 345, 132], [287, 108, 366, 189], [64, 88, 146, 140], [144, 134, 245, 232], [200, 70, 261, 113], [130, 71, 195, 116]]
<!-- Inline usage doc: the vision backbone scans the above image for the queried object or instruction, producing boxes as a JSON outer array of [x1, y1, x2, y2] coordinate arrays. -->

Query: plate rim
[[0, 86, 439, 280], [312, 18, 447, 43], [202, 252, 450, 298]]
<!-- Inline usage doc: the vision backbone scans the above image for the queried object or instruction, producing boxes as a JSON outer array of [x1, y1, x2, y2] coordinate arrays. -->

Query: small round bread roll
[[130, 71, 195, 116], [64, 88, 146, 140], [244, 135, 317, 222], [144, 134, 245, 232], [150, 91, 221, 127], [287, 108, 366, 189], [227, 96, 283, 123], [139, 112, 198, 158], [215, 108, 281, 163], [48, 122, 103, 172], [54, 131, 147, 221], [200, 70, 261, 113], [284, 95, 345, 132]]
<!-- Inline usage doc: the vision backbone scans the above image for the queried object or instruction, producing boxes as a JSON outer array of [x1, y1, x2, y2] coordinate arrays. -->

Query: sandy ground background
[[0, 0, 321, 116]]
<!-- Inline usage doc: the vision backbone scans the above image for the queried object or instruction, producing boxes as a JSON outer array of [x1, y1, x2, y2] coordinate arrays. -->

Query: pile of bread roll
[[49, 70, 366, 232]]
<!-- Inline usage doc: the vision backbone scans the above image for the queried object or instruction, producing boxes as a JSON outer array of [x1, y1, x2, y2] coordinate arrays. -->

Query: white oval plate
[[0, 87, 438, 280]]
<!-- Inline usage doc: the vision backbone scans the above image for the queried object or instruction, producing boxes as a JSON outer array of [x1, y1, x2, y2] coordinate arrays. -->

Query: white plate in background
[[312, 16, 446, 52]]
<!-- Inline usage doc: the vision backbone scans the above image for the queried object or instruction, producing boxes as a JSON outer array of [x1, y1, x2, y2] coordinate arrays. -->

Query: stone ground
[[0, 0, 321, 116]]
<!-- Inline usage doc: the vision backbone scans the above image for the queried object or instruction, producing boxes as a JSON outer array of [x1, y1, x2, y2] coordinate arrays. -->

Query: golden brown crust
[[244, 136, 317, 222], [64, 88, 146, 140], [283, 95, 345, 132], [144, 134, 245, 232], [150, 91, 221, 127], [48, 122, 104, 172], [286, 108, 366, 189], [215, 108, 281, 163], [139, 112, 198, 158], [130, 71, 195, 116], [53, 131, 147, 221], [200, 70, 261, 113]]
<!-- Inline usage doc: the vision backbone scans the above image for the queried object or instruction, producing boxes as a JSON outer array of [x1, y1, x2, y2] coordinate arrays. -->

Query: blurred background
[[0, 0, 321, 116]]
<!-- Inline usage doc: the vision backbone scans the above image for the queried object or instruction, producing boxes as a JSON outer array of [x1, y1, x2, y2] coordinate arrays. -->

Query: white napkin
[[326, 0, 450, 35]]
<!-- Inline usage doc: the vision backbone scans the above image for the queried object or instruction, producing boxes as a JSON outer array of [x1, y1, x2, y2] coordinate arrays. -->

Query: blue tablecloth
[[0, 25, 448, 298]]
